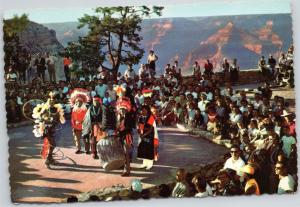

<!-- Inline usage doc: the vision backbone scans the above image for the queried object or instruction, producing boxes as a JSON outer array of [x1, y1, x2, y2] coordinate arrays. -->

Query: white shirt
[[252, 100, 263, 110], [17, 96, 23, 105], [198, 100, 209, 112], [195, 191, 209, 198], [248, 128, 260, 140], [239, 106, 248, 113], [124, 69, 135, 78], [230, 113, 242, 124], [278, 174, 295, 194], [223, 157, 245, 177], [148, 54, 158, 62], [7, 72, 17, 81]]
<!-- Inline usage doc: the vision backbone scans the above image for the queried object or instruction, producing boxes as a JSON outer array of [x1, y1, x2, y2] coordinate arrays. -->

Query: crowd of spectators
[[5, 46, 296, 196]]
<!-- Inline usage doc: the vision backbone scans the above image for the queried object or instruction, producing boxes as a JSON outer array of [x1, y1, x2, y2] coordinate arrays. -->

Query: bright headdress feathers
[[70, 88, 90, 107]]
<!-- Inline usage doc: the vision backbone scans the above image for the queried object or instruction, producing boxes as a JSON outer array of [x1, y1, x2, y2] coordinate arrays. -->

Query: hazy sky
[[4, 0, 291, 23]]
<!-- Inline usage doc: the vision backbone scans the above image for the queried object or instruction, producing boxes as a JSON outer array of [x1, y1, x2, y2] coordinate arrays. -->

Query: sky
[[3, 0, 291, 24]]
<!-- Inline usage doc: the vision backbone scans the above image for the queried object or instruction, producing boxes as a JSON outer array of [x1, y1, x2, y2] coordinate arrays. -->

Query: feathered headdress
[[70, 88, 90, 107], [92, 97, 102, 105], [114, 85, 126, 97], [142, 89, 153, 97], [116, 97, 131, 111]]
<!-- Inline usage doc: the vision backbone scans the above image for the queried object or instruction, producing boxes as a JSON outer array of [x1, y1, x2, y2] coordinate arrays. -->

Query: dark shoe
[[93, 154, 99, 159], [75, 150, 83, 154], [121, 172, 130, 177], [86, 151, 91, 154], [45, 159, 51, 166], [45, 158, 56, 166]]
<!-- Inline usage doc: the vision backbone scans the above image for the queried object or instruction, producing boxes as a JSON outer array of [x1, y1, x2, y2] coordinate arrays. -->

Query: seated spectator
[[192, 175, 211, 198], [280, 126, 296, 159], [223, 146, 245, 177], [241, 165, 260, 195], [275, 162, 295, 194]]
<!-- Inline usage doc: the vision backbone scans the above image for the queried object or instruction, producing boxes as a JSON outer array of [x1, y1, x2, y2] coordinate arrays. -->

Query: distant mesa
[[41, 13, 292, 74]]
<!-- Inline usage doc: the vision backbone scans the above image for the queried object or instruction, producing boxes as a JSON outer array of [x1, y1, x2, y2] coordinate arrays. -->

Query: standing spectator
[[204, 59, 213, 78], [147, 50, 158, 78], [46, 52, 57, 83], [258, 56, 268, 78], [124, 64, 135, 81], [27, 54, 36, 83], [37, 54, 47, 82], [222, 58, 230, 82], [106, 82, 117, 101], [95, 79, 108, 99], [193, 61, 201, 78], [278, 53, 287, 67], [19, 55, 27, 84], [138, 64, 147, 79], [268, 54, 277, 77], [63, 55, 72, 82], [173, 60, 180, 79], [229, 58, 239, 85]]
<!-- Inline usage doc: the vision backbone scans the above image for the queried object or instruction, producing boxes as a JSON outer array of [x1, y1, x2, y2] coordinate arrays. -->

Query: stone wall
[[65, 124, 230, 203], [182, 69, 264, 85], [65, 156, 227, 203]]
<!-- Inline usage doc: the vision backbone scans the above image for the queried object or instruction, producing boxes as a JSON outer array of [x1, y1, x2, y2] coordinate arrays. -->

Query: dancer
[[82, 96, 104, 159], [32, 91, 65, 167], [70, 88, 90, 154], [116, 97, 133, 176], [137, 105, 159, 170]]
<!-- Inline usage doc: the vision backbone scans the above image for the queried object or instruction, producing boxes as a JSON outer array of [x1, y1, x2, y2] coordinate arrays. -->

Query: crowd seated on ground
[[6, 45, 296, 197]]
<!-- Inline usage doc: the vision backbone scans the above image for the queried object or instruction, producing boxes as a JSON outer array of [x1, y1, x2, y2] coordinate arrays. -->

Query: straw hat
[[281, 110, 292, 117]]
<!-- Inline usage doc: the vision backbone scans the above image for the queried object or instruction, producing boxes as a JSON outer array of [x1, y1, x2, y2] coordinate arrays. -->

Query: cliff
[[18, 21, 64, 54]]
